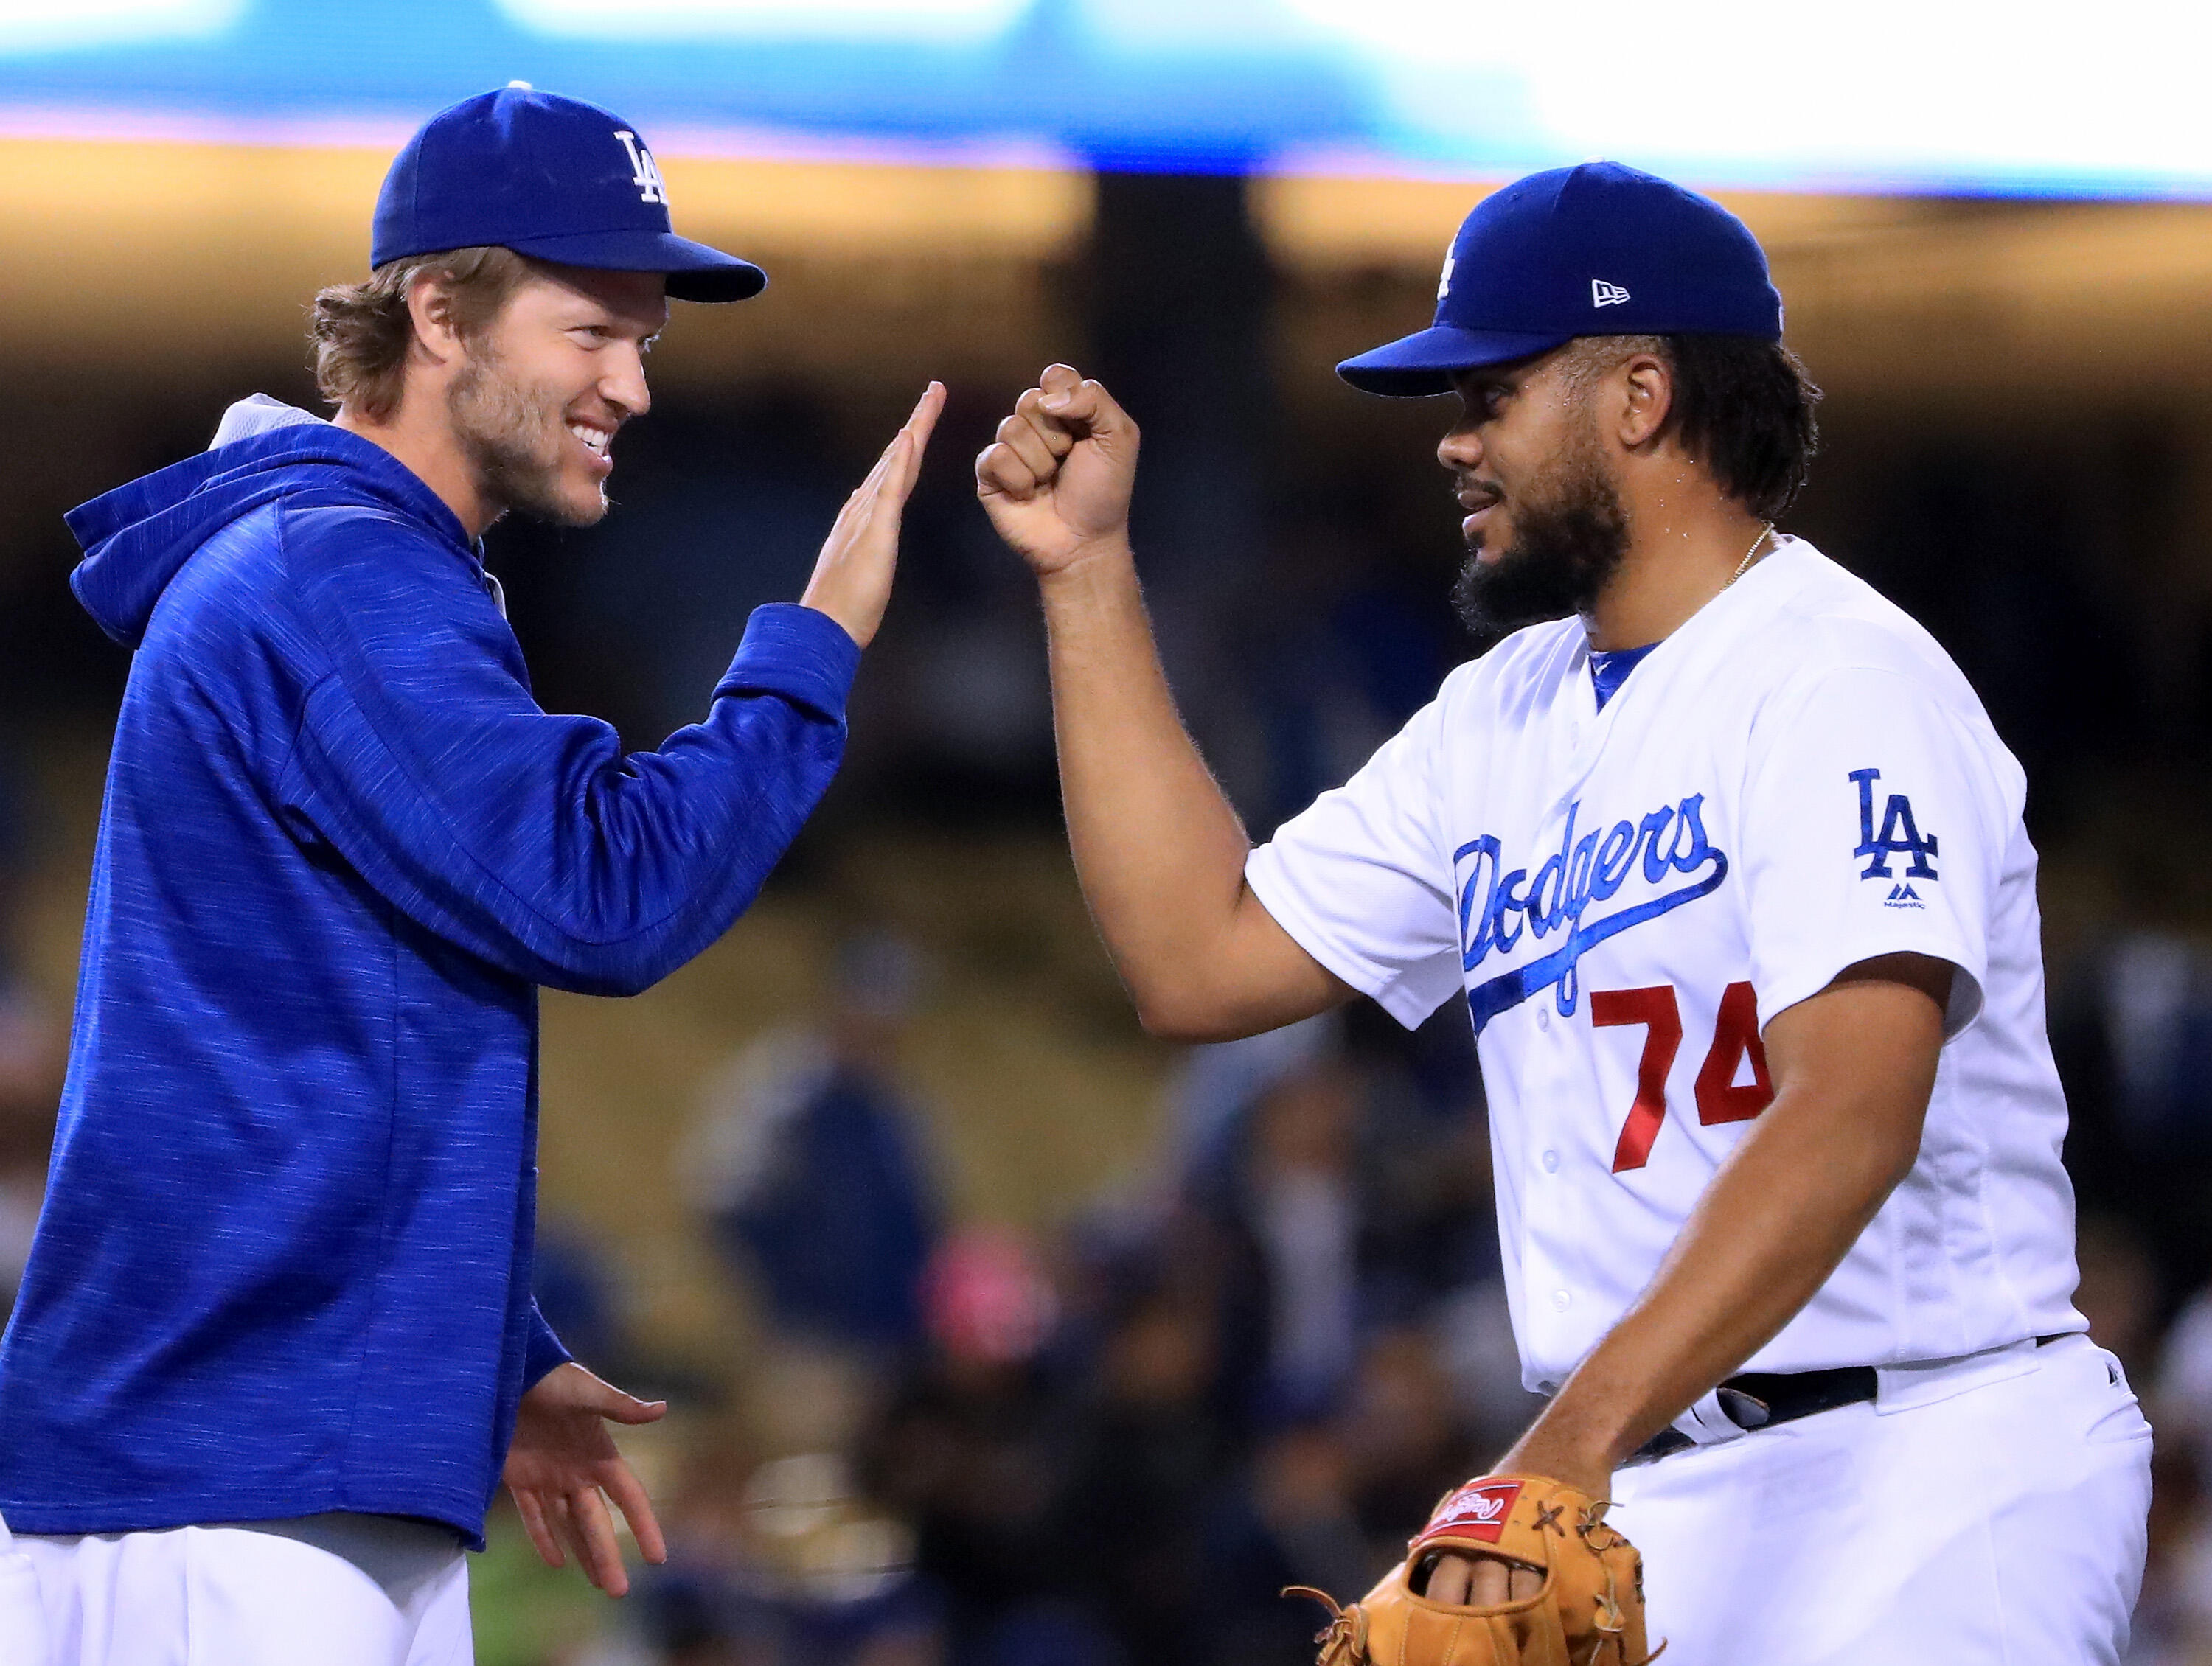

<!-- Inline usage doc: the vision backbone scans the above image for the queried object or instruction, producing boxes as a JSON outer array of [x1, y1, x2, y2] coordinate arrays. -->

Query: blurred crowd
[[0, 747, 62, 1328], [493, 937, 1524, 1666]]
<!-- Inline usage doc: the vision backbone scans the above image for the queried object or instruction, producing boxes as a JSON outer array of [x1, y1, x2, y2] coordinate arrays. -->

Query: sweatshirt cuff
[[714, 602, 862, 720], [524, 1302, 574, 1391]]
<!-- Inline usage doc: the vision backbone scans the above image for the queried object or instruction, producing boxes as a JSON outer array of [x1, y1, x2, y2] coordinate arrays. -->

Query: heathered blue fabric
[[0, 422, 858, 1547]]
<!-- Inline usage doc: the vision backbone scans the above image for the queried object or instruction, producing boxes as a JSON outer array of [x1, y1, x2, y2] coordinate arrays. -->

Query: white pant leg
[[1610, 1336, 2152, 1666], [0, 1512, 55, 1664], [394, 1542, 473, 1666], [13, 1519, 473, 1666]]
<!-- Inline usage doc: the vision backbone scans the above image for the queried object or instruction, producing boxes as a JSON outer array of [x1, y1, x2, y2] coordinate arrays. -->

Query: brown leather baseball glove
[[1287, 1474, 1658, 1666]]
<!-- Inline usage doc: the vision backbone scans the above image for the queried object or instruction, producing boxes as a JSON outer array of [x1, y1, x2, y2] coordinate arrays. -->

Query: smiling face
[[445, 263, 667, 528], [1440, 349, 1632, 638]]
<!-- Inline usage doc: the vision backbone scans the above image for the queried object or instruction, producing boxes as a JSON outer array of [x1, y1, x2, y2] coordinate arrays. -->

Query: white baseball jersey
[[1245, 537, 2085, 1392]]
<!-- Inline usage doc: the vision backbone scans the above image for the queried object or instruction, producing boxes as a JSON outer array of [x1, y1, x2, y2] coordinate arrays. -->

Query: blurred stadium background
[[7, 3, 2212, 1662]]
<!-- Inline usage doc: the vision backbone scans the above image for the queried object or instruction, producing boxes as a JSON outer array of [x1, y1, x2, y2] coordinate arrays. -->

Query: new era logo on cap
[[1591, 278, 1631, 307]]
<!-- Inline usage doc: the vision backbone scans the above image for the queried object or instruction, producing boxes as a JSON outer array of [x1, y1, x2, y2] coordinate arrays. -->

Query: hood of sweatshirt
[[66, 397, 473, 648]]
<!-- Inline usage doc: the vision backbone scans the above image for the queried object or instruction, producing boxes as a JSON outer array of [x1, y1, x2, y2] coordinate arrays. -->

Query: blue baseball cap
[[1338, 161, 1781, 396], [372, 86, 765, 303]]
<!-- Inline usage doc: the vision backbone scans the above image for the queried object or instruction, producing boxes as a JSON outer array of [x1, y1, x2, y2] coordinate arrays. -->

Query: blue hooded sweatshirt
[[0, 411, 858, 1547]]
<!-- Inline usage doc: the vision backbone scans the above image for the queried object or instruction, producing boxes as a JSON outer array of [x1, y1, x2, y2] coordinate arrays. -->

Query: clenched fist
[[975, 363, 1138, 576]]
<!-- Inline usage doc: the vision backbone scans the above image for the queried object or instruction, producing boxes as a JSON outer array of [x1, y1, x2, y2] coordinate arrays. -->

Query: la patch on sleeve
[[1849, 767, 1938, 909]]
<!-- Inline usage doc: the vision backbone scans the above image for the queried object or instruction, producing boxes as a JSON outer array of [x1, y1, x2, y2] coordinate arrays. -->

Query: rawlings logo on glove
[[1427, 1479, 1523, 1542], [1286, 1473, 1660, 1666]]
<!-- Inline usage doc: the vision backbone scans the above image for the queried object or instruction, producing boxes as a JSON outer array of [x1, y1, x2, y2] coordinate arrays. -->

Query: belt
[[1627, 1333, 2074, 1463]]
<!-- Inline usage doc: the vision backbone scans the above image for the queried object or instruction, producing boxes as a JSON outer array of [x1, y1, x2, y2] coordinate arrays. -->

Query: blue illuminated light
[[493, 0, 1029, 45], [1, 0, 2207, 196], [0, 0, 246, 53]]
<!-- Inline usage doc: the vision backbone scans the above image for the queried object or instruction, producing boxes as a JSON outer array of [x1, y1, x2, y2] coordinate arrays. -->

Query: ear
[[1614, 351, 1675, 450], [404, 271, 466, 369]]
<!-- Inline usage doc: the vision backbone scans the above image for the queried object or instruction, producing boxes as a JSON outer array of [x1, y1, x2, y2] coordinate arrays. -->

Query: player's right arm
[[977, 364, 1350, 1040], [277, 391, 941, 999]]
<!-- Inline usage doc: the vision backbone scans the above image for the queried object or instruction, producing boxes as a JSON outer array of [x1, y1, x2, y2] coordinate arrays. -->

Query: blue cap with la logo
[[1337, 161, 1781, 396], [371, 84, 766, 302]]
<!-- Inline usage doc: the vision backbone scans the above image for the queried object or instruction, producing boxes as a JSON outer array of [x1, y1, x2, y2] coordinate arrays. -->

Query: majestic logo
[[613, 130, 669, 206], [1421, 1479, 1523, 1547], [1438, 252, 1457, 302], [1590, 278, 1631, 307], [1455, 794, 1726, 1035], [1849, 768, 1938, 882]]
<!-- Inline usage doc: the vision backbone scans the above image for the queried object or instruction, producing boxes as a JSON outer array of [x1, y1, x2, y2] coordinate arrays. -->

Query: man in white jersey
[[974, 161, 2152, 1662]]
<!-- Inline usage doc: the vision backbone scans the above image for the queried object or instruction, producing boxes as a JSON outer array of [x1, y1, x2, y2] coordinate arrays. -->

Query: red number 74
[[1591, 982, 1773, 1173]]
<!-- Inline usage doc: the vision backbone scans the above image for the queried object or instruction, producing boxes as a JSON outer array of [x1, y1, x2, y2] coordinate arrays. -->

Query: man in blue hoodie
[[0, 86, 944, 1665]]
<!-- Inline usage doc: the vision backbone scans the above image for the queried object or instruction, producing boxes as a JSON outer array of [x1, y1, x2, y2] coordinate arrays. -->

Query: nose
[[604, 342, 651, 422], [1437, 416, 1483, 475]]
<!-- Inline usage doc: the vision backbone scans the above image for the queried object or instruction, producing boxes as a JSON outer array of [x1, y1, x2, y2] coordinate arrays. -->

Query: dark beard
[[448, 352, 606, 529], [1451, 442, 1630, 640]]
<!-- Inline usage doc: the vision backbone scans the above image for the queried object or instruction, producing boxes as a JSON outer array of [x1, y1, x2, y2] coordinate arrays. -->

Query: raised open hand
[[800, 380, 945, 648], [975, 363, 1138, 576], [503, 1361, 669, 1598]]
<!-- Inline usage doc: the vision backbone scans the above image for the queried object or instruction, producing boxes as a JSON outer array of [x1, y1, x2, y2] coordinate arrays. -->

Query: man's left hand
[[504, 1361, 669, 1597], [1421, 1435, 1611, 1607]]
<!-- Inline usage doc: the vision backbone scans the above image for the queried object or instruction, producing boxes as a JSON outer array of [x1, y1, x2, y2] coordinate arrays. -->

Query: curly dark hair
[[1567, 333, 1823, 523], [307, 245, 533, 422]]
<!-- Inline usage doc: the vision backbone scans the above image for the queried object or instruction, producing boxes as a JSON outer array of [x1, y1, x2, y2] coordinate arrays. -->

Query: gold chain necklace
[[1723, 522, 1775, 590]]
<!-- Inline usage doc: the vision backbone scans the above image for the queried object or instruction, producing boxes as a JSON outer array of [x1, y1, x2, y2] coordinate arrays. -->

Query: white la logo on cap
[[1437, 252, 1457, 302], [1591, 278, 1631, 307], [612, 130, 669, 206]]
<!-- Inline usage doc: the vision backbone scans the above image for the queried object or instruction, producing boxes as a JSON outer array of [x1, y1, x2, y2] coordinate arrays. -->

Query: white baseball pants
[[1610, 1332, 2153, 1665], [0, 1510, 472, 1666]]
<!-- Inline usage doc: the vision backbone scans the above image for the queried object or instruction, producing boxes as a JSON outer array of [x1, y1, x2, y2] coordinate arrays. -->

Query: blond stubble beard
[[446, 346, 608, 529]]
